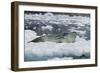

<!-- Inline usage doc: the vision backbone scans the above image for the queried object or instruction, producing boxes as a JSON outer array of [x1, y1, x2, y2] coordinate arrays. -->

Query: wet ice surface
[[24, 30, 90, 61]]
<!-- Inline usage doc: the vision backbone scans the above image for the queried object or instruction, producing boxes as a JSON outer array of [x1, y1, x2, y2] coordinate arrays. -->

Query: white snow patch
[[69, 29, 86, 34], [25, 30, 39, 44], [33, 27, 36, 30], [48, 57, 73, 61], [41, 25, 53, 31]]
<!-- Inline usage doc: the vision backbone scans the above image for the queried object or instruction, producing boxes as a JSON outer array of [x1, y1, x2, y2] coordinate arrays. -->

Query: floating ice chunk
[[41, 25, 53, 31], [25, 30, 39, 43], [25, 30, 90, 61]]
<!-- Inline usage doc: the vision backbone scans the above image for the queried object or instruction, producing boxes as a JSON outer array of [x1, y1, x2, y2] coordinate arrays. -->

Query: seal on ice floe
[[28, 32, 77, 43]]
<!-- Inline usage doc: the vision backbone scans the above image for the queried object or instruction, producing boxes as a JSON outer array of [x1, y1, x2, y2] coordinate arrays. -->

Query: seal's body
[[28, 32, 77, 43]]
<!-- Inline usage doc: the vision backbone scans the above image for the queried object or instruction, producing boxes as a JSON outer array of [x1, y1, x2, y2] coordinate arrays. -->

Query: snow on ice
[[24, 30, 90, 61], [41, 25, 53, 31]]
